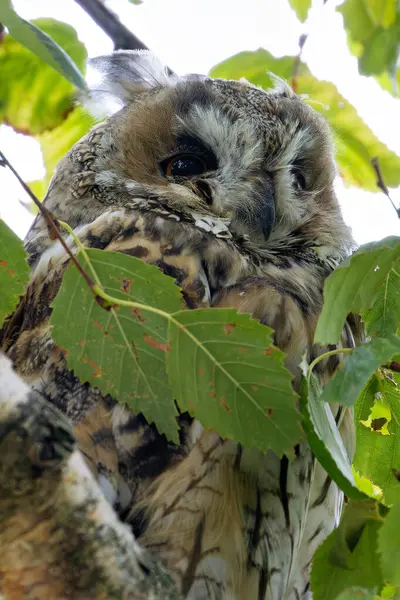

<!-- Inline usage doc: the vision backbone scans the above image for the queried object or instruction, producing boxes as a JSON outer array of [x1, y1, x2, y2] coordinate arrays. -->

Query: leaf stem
[[308, 347, 353, 382]]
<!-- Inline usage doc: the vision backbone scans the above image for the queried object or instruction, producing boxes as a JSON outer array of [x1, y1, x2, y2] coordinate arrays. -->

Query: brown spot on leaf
[[264, 348, 274, 356], [120, 278, 133, 294], [79, 340, 87, 347], [188, 400, 196, 414], [131, 342, 139, 363], [131, 307, 146, 323], [224, 322, 236, 335], [220, 396, 231, 412], [0, 260, 7, 268], [82, 356, 103, 378], [210, 390, 216, 399], [251, 385, 259, 392], [198, 368, 204, 376], [237, 346, 248, 354], [143, 334, 171, 352], [8, 269, 15, 276], [266, 408, 273, 416]]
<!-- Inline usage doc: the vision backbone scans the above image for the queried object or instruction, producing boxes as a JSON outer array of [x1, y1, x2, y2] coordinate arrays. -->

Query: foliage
[[354, 371, 400, 505], [311, 499, 385, 600], [315, 237, 400, 344], [1, 0, 400, 597], [0, 1, 86, 91], [289, 0, 312, 23], [337, 0, 400, 95], [51, 249, 300, 454], [0, 220, 29, 326]]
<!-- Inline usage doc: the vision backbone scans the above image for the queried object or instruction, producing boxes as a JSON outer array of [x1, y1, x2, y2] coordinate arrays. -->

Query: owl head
[[27, 50, 353, 268]]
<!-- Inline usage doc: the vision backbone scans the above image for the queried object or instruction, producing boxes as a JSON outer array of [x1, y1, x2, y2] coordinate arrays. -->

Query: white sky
[[1, 0, 400, 244]]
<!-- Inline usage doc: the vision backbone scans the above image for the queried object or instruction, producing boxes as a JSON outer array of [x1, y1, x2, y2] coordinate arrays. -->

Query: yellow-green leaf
[[354, 371, 400, 504], [0, 1, 86, 90], [289, 0, 312, 23], [0, 18, 87, 134]]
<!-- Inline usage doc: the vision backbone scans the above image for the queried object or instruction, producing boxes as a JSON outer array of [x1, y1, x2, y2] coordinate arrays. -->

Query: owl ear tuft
[[82, 50, 178, 117], [267, 72, 296, 98]]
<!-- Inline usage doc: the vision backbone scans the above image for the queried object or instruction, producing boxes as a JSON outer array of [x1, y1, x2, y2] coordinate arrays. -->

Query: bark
[[0, 353, 182, 600]]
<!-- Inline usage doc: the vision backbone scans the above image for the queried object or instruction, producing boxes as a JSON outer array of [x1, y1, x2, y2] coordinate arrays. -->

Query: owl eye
[[292, 170, 307, 192], [162, 154, 208, 178]]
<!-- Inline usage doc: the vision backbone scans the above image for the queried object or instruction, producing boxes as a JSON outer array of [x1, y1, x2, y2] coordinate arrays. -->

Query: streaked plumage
[[0, 50, 359, 599]]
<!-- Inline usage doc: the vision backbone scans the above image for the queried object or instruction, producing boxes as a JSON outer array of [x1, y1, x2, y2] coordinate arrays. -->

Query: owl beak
[[260, 187, 276, 240], [257, 178, 275, 241]]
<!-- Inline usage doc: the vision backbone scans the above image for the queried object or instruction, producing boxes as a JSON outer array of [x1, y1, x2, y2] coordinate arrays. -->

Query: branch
[[0, 150, 96, 293], [0, 352, 181, 599], [291, 33, 307, 93], [74, 0, 148, 50], [371, 156, 400, 219]]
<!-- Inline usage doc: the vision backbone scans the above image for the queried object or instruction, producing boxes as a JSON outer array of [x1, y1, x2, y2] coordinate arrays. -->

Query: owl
[[0, 50, 359, 600]]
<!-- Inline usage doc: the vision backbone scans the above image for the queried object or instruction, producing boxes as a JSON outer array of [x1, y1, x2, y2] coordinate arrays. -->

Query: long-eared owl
[[0, 50, 358, 599]]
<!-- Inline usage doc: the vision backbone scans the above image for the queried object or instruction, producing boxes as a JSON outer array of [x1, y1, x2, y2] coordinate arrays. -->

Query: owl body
[[1, 51, 357, 599]]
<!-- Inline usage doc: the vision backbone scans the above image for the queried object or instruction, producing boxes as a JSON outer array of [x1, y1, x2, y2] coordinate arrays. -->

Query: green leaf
[[0, 2, 86, 91], [365, 0, 397, 28], [167, 308, 300, 456], [315, 237, 400, 345], [352, 469, 383, 500], [358, 23, 400, 76], [0, 18, 87, 134], [300, 369, 364, 499], [52, 249, 301, 454], [289, 0, 312, 23], [210, 50, 400, 190], [51, 249, 185, 442], [319, 336, 400, 407], [363, 260, 400, 337], [378, 490, 400, 586], [334, 589, 377, 600], [337, 0, 400, 96], [310, 499, 384, 600], [0, 219, 29, 328], [354, 371, 400, 504]]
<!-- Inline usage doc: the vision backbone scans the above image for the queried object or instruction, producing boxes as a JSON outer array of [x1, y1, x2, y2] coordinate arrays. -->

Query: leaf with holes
[[354, 371, 400, 504], [51, 249, 185, 442], [167, 308, 300, 456], [315, 237, 400, 345], [0, 220, 29, 328]]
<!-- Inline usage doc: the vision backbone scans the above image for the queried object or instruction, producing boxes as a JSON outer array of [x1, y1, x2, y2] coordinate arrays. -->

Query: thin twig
[[73, 0, 148, 51], [371, 156, 400, 219], [291, 33, 308, 93], [0, 150, 96, 291]]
